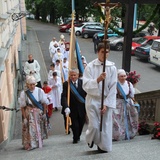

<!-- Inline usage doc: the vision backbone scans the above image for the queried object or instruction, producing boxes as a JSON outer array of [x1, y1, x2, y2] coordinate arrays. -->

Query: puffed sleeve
[[39, 88, 49, 105], [19, 91, 27, 107]]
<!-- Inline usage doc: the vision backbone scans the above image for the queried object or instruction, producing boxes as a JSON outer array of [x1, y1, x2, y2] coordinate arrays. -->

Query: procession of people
[[19, 33, 139, 153]]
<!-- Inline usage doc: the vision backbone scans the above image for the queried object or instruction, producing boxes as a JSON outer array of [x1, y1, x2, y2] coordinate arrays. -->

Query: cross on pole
[[94, 0, 121, 132]]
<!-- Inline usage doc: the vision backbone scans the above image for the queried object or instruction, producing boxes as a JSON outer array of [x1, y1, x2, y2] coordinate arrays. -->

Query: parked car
[[131, 36, 160, 55], [108, 36, 124, 51], [69, 22, 102, 36], [59, 20, 83, 32], [81, 25, 104, 38], [132, 31, 150, 41], [149, 39, 160, 67], [108, 31, 150, 51], [94, 28, 124, 42], [134, 43, 152, 60]]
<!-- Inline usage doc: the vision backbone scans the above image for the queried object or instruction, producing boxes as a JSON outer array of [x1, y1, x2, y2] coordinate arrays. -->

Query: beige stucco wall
[[0, 0, 26, 145]]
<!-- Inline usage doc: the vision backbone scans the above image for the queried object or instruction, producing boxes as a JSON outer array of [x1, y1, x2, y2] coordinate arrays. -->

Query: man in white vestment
[[49, 37, 58, 57], [82, 43, 117, 153], [50, 43, 59, 59], [24, 54, 42, 88], [52, 48, 64, 64], [62, 57, 69, 81]]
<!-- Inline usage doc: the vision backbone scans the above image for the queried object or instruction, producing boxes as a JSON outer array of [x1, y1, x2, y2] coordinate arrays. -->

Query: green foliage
[[97, 4, 160, 36], [25, 0, 160, 33]]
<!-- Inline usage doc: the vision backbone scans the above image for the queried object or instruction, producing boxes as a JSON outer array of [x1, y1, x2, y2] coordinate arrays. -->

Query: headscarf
[[26, 76, 37, 84], [117, 69, 126, 76]]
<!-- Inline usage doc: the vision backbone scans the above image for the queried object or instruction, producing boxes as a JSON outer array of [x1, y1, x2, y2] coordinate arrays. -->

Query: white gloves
[[42, 114, 47, 120], [65, 107, 70, 117], [23, 118, 28, 125]]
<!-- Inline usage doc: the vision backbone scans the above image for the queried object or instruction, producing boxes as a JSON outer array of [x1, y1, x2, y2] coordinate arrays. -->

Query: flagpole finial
[[71, 11, 75, 20]]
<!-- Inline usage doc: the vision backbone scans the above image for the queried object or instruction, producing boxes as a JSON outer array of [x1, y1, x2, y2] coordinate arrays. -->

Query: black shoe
[[88, 141, 94, 148], [55, 107, 58, 111], [97, 146, 108, 153], [78, 138, 80, 142], [73, 140, 78, 144], [65, 130, 70, 135]]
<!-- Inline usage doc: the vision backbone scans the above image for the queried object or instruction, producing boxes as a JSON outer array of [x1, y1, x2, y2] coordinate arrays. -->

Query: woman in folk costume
[[19, 76, 49, 151], [112, 69, 138, 141], [83, 43, 117, 153], [48, 71, 62, 111]]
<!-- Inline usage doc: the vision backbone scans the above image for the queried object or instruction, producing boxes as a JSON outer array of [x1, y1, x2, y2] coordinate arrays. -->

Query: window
[[151, 41, 160, 51]]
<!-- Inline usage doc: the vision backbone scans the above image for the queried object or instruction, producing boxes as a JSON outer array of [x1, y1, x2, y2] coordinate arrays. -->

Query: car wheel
[[65, 29, 69, 33], [115, 43, 123, 51], [76, 31, 81, 36], [83, 33, 89, 39]]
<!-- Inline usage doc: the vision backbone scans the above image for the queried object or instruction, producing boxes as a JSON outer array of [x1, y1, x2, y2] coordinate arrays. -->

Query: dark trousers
[[94, 42, 98, 54], [70, 115, 85, 141]]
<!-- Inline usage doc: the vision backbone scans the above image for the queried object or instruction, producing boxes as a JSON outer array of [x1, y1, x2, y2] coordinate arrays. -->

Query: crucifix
[[94, 0, 121, 132]]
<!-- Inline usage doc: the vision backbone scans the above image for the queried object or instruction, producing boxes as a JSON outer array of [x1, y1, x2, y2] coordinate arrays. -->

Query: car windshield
[[141, 43, 151, 47], [76, 24, 84, 27], [136, 37, 147, 44]]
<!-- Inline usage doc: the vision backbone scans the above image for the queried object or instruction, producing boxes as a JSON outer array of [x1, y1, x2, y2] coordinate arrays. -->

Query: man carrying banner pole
[[61, 0, 85, 138]]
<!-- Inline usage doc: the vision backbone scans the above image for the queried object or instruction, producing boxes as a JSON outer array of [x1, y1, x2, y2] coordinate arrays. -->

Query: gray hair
[[69, 68, 79, 74]]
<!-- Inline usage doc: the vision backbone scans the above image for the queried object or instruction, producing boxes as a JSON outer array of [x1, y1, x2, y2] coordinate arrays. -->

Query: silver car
[[108, 36, 124, 51], [108, 31, 150, 51]]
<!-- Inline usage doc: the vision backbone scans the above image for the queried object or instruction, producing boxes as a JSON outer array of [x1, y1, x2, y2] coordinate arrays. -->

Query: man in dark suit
[[61, 68, 86, 144]]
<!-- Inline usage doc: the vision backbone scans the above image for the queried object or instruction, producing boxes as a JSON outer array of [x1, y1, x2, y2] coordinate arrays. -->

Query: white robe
[[48, 69, 62, 94], [49, 41, 58, 57], [24, 60, 41, 82], [52, 52, 64, 64], [48, 76, 62, 108], [63, 50, 69, 60], [62, 61, 69, 81], [48, 69, 61, 81], [82, 58, 117, 152]]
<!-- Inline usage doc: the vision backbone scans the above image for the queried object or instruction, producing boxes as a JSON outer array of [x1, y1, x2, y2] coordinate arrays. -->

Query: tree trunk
[[35, 6, 40, 20], [158, 28, 160, 36], [121, 4, 126, 28], [50, 9, 56, 24]]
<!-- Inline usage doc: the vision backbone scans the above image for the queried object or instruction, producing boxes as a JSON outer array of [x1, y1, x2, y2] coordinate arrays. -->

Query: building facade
[[0, 0, 26, 148]]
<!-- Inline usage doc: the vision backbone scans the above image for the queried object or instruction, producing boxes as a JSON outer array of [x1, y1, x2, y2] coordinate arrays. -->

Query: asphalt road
[[26, 20, 160, 135], [27, 20, 160, 93]]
